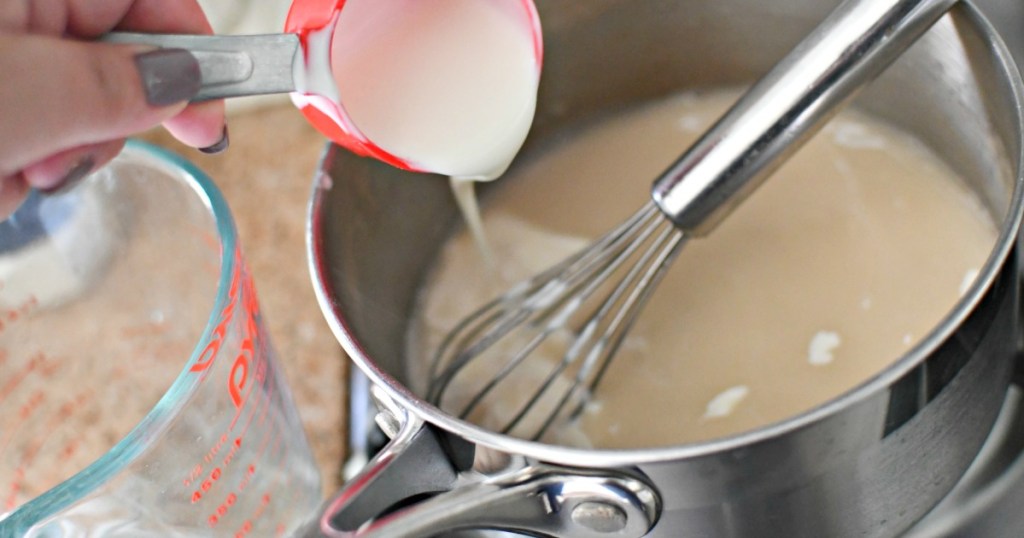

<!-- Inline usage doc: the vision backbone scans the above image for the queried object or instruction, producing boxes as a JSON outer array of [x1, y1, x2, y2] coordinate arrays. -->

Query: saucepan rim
[[306, 1, 1024, 467]]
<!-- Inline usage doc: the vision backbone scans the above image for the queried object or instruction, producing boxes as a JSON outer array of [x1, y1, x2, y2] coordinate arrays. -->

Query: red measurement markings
[[213, 386, 295, 534], [191, 466, 224, 504], [4, 468, 24, 511], [208, 491, 239, 528], [229, 338, 255, 410], [236, 463, 257, 493], [233, 492, 272, 537], [54, 390, 92, 461], [188, 368, 267, 503], [204, 433, 232, 466], [0, 385, 44, 457], [188, 366, 270, 506], [183, 464, 203, 488], [0, 352, 58, 405], [204, 382, 281, 527], [190, 435, 247, 504], [228, 349, 266, 433], [228, 266, 265, 412], [190, 259, 242, 375], [180, 254, 244, 495], [0, 294, 39, 335], [246, 376, 278, 466], [183, 400, 254, 499], [192, 378, 272, 506], [2, 387, 93, 510], [189, 431, 240, 502], [221, 435, 243, 468], [180, 253, 291, 525]]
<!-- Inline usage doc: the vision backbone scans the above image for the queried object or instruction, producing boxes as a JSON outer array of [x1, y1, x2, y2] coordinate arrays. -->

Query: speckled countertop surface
[[145, 103, 347, 494]]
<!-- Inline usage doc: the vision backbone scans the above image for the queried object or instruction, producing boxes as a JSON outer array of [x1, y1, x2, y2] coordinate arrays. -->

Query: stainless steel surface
[[306, 0, 1024, 536], [907, 387, 1024, 535], [977, 0, 1024, 72], [304, 389, 659, 538], [341, 385, 1024, 537], [429, 0, 959, 444], [103, 33, 300, 100], [650, 0, 954, 234]]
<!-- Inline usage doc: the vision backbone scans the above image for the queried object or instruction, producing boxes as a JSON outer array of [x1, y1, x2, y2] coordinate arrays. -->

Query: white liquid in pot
[[408, 90, 999, 449]]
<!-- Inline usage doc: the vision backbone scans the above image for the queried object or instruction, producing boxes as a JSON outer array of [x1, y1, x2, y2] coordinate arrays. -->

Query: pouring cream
[[329, 0, 540, 180], [313, 0, 541, 262]]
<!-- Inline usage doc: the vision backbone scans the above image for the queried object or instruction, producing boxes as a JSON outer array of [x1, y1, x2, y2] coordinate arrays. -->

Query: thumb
[[0, 34, 199, 175]]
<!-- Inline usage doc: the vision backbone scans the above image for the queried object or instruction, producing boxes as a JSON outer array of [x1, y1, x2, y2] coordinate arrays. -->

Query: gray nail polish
[[43, 157, 95, 196], [199, 126, 230, 154], [135, 49, 201, 107]]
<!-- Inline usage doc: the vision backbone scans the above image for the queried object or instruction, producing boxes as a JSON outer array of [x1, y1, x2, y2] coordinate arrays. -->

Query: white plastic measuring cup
[[106, 0, 543, 179], [0, 141, 321, 536]]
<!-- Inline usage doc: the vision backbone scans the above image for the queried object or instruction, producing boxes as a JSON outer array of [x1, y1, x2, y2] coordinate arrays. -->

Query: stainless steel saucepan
[[304, 0, 1024, 536]]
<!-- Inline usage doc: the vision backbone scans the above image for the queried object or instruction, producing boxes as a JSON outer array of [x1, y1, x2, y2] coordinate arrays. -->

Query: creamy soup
[[409, 90, 998, 449]]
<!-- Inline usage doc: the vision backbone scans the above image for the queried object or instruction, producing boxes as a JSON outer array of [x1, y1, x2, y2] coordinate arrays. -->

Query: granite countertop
[[145, 103, 348, 494]]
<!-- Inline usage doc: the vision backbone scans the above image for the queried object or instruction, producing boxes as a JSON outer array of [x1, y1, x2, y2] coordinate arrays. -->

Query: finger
[[112, 0, 228, 151], [0, 0, 69, 35], [0, 0, 213, 39], [116, 0, 213, 35], [163, 101, 229, 151], [0, 173, 29, 221], [64, 0, 210, 37], [21, 140, 126, 193], [0, 34, 198, 174]]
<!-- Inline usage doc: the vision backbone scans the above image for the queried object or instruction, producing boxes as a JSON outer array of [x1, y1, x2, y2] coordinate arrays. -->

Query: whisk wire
[[526, 222, 685, 439], [427, 201, 691, 440], [427, 205, 659, 399], [487, 205, 671, 436], [560, 227, 686, 427]]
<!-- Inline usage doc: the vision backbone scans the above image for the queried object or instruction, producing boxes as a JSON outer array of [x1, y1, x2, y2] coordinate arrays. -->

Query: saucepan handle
[[299, 393, 660, 538]]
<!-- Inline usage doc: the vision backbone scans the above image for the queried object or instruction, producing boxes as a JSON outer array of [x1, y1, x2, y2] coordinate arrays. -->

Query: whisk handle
[[651, 0, 956, 235]]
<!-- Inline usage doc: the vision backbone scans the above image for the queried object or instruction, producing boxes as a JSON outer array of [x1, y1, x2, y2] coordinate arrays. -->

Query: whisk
[[427, 0, 956, 441]]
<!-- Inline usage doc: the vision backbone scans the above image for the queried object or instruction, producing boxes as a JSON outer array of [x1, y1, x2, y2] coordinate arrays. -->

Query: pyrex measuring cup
[[0, 141, 321, 536], [106, 0, 543, 175]]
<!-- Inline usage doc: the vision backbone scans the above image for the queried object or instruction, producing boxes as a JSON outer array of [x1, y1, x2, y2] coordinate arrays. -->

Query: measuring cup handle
[[103, 33, 300, 101], [299, 412, 659, 537]]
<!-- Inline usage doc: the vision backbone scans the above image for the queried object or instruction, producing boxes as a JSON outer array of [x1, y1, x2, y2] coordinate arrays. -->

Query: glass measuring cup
[[0, 141, 321, 536], [106, 0, 543, 176]]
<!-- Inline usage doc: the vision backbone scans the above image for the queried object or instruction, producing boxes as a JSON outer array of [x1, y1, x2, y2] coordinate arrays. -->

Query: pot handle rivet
[[571, 501, 628, 533]]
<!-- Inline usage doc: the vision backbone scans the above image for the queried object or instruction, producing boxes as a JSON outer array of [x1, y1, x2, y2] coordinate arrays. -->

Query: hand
[[0, 0, 228, 218]]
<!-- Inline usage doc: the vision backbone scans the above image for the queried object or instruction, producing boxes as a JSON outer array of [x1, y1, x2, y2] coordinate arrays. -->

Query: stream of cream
[[327, 0, 540, 268]]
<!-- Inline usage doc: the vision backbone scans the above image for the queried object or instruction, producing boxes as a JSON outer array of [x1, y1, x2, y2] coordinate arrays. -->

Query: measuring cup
[[0, 141, 321, 536], [105, 0, 543, 174]]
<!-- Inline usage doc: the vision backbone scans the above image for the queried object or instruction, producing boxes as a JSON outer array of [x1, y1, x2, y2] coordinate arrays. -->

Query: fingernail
[[42, 157, 95, 196], [199, 126, 230, 154], [134, 49, 201, 107]]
